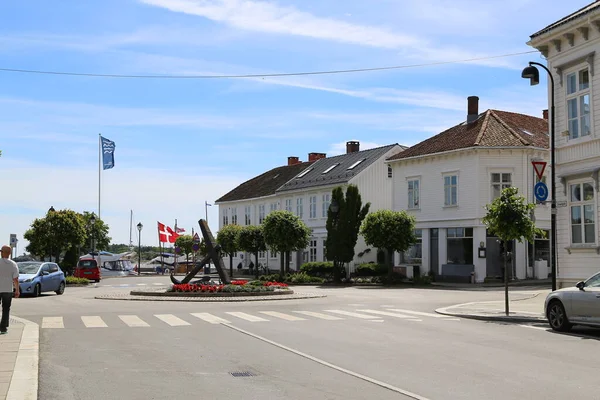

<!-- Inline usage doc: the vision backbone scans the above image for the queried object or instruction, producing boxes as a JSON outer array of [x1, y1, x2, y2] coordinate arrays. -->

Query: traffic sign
[[9, 234, 17, 248], [192, 232, 200, 243], [534, 182, 549, 202], [532, 161, 547, 180]]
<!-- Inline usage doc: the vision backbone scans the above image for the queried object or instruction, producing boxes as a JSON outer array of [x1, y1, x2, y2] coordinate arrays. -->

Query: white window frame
[[296, 198, 304, 218], [309, 239, 317, 262], [259, 250, 266, 259], [244, 205, 251, 225], [407, 178, 420, 209], [258, 204, 265, 223], [270, 202, 277, 213], [443, 174, 458, 207], [568, 180, 596, 245], [565, 66, 591, 140], [322, 193, 330, 218], [223, 208, 229, 226], [285, 199, 293, 212], [231, 207, 238, 225], [309, 196, 317, 219], [491, 172, 512, 201]]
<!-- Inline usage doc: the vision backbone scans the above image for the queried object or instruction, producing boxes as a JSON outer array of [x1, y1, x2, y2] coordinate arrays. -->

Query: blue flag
[[101, 136, 115, 170]]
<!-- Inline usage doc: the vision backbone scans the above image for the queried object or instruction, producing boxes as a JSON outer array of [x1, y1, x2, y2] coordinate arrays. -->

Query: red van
[[74, 258, 101, 282]]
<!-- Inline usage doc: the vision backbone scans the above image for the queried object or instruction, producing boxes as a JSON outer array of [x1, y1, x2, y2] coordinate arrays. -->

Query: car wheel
[[56, 282, 65, 295], [33, 284, 41, 298], [547, 300, 572, 332]]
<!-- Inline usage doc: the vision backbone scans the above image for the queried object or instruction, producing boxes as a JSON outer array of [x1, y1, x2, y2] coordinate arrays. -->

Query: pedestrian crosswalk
[[39, 307, 460, 329]]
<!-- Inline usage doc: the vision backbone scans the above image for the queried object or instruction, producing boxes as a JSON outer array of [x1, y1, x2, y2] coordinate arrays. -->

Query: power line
[[0, 50, 538, 79]]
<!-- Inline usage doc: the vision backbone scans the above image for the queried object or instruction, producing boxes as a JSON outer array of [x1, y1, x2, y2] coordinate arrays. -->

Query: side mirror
[[576, 281, 585, 290], [42, 271, 50, 276]]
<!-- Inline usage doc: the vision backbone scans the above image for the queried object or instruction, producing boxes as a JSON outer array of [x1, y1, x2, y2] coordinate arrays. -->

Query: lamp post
[[137, 222, 143, 276], [205, 201, 212, 224], [522, 61, 557, 292], [48, 206, 55, 262], [89, 213, 96, 255], [329, 199, 340, 280]]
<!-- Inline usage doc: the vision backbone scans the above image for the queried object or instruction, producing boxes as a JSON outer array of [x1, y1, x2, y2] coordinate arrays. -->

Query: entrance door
[[430, 229, 439, 275], [486, 236, 514, 280]]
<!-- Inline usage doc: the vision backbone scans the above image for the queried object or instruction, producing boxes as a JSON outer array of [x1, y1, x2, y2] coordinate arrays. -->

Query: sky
[[0, 0, 589, 252]]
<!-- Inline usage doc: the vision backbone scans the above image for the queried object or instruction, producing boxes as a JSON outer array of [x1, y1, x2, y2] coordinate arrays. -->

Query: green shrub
[[287, 272, 325, 284], [259, 274, 281, 282], [355, 263, 388, 276], [381, 272, 407, 285], [412, 275, 432, 285], [66, 276, 90, 285], [222, 284, 274, 293], [299, 262, 334, 276]]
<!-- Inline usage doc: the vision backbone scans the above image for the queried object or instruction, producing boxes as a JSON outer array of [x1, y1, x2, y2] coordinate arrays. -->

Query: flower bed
[[171, 281, 289, 293]]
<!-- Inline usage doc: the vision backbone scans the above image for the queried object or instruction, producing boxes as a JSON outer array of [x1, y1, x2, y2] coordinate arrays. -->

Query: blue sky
[[0, 0, 589, 250]]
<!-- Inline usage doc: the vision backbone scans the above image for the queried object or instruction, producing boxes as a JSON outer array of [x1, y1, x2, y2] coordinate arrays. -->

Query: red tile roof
[[387, 110, 549, 161]]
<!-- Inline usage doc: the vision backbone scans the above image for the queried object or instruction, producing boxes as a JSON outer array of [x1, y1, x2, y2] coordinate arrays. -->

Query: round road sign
[[534, 182, 548, 202]]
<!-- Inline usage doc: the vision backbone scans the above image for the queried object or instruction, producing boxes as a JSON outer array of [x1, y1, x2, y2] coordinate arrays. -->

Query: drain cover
[[230, 371, 256, 377]]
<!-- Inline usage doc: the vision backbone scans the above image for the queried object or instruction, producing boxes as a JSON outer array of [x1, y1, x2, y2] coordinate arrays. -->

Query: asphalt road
[[11, 276, 600, 400]]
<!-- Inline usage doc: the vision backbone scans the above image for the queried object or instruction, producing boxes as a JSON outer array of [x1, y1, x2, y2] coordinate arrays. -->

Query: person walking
[[0, 245, 19, 334]]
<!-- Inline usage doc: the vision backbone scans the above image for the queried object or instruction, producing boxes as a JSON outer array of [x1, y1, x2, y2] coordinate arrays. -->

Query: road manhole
[[230, 371, 256, 377]]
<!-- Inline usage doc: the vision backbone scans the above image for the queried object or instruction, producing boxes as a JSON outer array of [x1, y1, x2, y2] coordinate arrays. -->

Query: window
[[231, 207, 238, 225], [322, 164, 339, 174], [270, 250, 276, 259], [585, 272, 600, 288], [296, 168, 312, 179], [296, 198, 303, 218], [566, 68, 591, 139], [223, 209, 229, 226], [285, 199, 293, 212], [399, 229, 422, 264], [447, 228, 473, 264], [408, 179, 420, 209], [259, 251, 266, 259], [388, 165, 393, 178], [491, 173, 512, 200], [309, 239, 318, 262], [569, 182, 595, 244], [258, 205, 265, 224], [309, 196, 317, 219], [244, 206, 251, 225], [270, 203, 277, 213], [322, 194, 330, 218], [49, 264, 59, 273], [347, 159, 365, 170], [444, 175, 458, 206]]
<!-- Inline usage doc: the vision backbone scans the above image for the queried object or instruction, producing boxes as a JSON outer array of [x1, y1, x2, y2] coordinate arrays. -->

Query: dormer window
[[322, 164, 339, 174], [296, 168, 312, 179], [347, 159, 365, 170]]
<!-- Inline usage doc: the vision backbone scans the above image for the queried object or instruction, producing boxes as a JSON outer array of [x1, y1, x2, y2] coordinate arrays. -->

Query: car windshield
[[585, 272, 600, 288], [17, 262, 42, 274], [78, 260, 97, 269]]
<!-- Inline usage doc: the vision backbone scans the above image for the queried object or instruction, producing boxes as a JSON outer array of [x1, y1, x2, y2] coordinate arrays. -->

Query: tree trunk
[[255, 253, 259, 279], [279, 252, 285, 280], [285, 251, 290, 274], [229, 254, 233, 277], [333, 260, 340, 283], [504, 244, 509, 316], [387, 248, 394, 282]]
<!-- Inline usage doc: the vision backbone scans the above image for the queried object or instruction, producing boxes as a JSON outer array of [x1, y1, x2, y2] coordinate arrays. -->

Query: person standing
[[0, 245, 19, 334]]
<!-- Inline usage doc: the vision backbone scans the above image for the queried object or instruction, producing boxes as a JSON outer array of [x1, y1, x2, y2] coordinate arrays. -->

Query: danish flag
[[157, 222, 180, 243]]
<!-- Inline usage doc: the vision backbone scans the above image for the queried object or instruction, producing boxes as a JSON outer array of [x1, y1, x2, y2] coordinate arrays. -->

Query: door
[[49, 263, 61, 291], [429, 229, 439, 275], [40, 264, 51, 291], [571, 273, 600, 324]]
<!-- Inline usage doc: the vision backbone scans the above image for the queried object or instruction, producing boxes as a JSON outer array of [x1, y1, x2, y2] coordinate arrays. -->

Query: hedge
[[66, 276, 90, 285], [299, 262, 334, 275], [355, 263, 388, 277]]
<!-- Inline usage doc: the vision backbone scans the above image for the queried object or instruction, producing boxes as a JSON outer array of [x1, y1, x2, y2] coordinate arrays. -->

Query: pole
[[530, 62, 557, 292], [98, 134, 101, 221], [129, 210, 133, 250], [174, 219, 178, 274], [138, 228, 141, 276]]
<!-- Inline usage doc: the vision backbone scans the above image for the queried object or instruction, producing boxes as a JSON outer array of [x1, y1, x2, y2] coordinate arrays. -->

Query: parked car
[[545, 271, 600, 331], [17, 261, 66, 297], [74, 258, 101, 282]]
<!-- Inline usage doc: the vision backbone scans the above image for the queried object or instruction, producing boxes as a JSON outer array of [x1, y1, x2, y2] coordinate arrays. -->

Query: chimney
[[308, 152, 326, 162], [467, 96, 479, 124], [287, 156, 300, 166], [543, 109, 549, 120], [346, 141, 360, 154]]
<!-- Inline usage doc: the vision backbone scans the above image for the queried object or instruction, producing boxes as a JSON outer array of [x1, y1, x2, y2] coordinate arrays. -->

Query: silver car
[[545, 271, 600, 331]]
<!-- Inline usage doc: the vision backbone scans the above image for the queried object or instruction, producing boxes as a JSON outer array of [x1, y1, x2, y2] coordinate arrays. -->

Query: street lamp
[[522, 61, 557, 292], [89, 213, 96, 255], [48, 206, 55, 261], [137, 222, 143, 276], [205, 201, 212, 224]]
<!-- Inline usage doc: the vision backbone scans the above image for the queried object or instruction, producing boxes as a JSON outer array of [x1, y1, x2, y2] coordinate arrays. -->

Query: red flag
[[176, 227, 186, 233], [167, 226, 180, 243], [157, 222, 171, 243]]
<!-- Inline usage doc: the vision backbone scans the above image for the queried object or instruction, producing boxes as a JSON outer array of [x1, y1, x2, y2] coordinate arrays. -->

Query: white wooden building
[[527, 2, 600, 287], [387, 97, 550, 283]]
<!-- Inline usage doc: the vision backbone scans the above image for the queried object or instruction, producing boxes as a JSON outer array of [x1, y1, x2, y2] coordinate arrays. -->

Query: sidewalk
[[431, 278, 551, 290], [436, 290, 548, 323], [0, 316, 39, 400]]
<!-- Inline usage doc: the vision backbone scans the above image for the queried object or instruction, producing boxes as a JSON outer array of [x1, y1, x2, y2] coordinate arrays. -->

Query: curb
[[7, 316, 39, 400], [94, 292, 326, 302]]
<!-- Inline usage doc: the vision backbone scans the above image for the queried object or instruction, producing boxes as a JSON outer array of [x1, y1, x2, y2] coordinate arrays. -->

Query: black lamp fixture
[[48, 206, 55, 213], [137, 222, 143, 276], [329, 199, 339, 215], [90, 213, 96, 225], [521, 65, 540, 86]]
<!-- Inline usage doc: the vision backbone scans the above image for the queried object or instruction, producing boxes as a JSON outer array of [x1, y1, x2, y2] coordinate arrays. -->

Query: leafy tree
[[361, 209, 417, 281], [24, 208, 87, 263], [263, 210, 311, 279], [80, 211, 111, 254], [326, 185, 371, 282], [238, 225, 267, 279], [175, 234, 194, 269], [216, 224, 242, 276], [482, 187, 541, 315]]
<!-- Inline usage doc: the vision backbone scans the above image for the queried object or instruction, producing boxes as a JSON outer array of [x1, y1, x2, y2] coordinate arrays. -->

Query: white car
[[544, 271, 600, 331]]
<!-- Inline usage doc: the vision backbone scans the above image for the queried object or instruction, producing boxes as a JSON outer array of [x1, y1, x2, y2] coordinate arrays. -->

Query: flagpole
[[174, 219, 178, 274], [98, 134, 101, 220]]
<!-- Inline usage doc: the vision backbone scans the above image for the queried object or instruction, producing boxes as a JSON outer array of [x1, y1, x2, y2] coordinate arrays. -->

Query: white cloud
[[139, 0, 422, 49]]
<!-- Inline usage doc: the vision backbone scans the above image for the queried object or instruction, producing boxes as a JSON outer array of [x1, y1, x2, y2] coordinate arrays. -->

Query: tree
[[216, 224, 242, 276], [238, 225, 267, 279], [482, 187, 541, 316], [360, 209, 417, 281], [175, 234, 194, 270], [263, 211, 311, 279], [80, 211, 111, 254], [24, 209, 87, 263], [326, 185, 371, 282]]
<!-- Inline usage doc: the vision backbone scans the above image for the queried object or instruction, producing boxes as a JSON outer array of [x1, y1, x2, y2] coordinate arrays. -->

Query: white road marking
[[225, 312, 269, 322], [81, 316, 108, 328], [119, 315, 150, 327], [519, 324, 549, 331], [387, 309, 461, 320], [41, 317, 63, 329], [293, 311, 344, 320], [119, 284, 129, 287], [152, 283, 164, 286], [136, 283, 146, 286], [190, 313, 231, 324], [154, 314, 191, 326], [347, 304, 365, 307], [259, 311, 306, 321], [358, 309, 420, 320], [323, 310, 381, 319]]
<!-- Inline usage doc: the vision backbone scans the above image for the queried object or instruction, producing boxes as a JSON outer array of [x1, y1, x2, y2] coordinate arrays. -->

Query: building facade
[[387, 97, 550, 283], [215, 142, 405, 274], [528, 1, 600, 287]]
